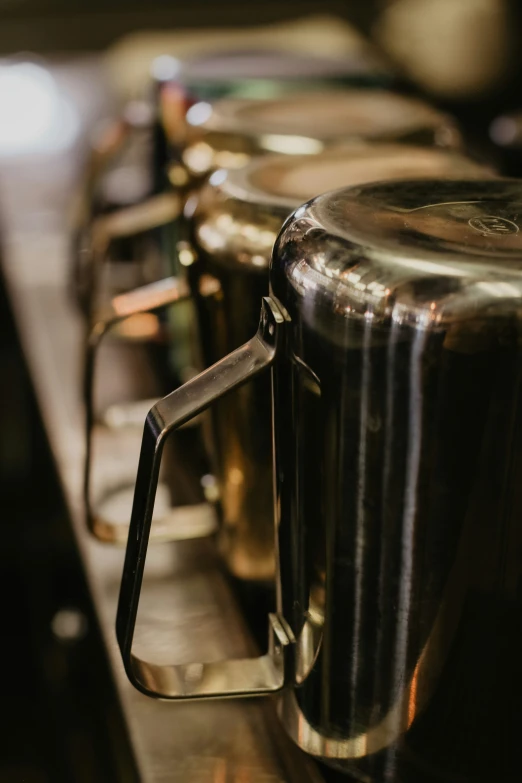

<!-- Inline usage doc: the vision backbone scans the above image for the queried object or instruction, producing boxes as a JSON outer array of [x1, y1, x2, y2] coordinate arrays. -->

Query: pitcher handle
[[78, 192, 181, 316], [116, 297, 295, 699], [84, 275, 199, 543]]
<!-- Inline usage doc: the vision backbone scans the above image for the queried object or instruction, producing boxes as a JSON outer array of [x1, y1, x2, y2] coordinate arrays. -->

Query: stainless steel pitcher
[[117, 178, 522, 782]]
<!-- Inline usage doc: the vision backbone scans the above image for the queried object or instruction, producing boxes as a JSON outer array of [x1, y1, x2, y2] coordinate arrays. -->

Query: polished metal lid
[[183, 90, 461, 176], [191, 146, 492, 270], [272, 178, 522, 330], [196, 91, 449, 138]]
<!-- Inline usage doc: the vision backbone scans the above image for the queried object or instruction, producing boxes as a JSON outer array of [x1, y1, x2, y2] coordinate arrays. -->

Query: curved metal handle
[[84, 275, 192, 543], [90, 192, 181, 252], [84, 192, 181, 317], [69, 118, 132, 312], [116, 297, 295, 699]]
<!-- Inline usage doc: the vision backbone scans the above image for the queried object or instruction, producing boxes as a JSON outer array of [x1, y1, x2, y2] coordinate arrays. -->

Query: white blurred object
[[374, 0, 511, 97], [185, 101, 213, 127], [0, 62, 79, 156], [51, 608, 88, 642], [150, 54, 181, 82]]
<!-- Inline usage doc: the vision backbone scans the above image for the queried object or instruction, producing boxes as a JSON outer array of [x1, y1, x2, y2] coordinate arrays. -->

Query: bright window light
[[0, 62, 79, 156]]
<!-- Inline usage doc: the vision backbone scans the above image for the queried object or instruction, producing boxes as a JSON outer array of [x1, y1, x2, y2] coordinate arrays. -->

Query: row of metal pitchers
[[118, 176, 522, 783], [75, 46, 522, 782], [78, 45, 477, 569], [79, 45, 405, 544]]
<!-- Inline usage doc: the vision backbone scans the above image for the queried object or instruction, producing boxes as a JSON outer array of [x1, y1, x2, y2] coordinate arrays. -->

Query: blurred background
[[1, 1, 522, 781]]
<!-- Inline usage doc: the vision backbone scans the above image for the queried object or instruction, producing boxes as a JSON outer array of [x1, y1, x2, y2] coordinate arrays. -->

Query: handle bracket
[[116, 297, 294, 698]]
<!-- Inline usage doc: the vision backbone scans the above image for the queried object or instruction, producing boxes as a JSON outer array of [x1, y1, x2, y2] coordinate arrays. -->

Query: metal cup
[[117, 177, 522, 783]]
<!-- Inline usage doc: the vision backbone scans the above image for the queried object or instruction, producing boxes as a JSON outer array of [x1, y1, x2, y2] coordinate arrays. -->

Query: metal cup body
[[270, 179, 522, 781], [190, 192, 288, 579]]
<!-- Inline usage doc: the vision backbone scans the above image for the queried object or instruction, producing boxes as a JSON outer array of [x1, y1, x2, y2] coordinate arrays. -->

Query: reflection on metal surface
[[186, 102, 213, 127], [247, 145, 494, 205], [200, 91, 449, 138], [168, 163, 190, 187], [151, 54, 181, 82], [183, 90, 462, 177], [183, 142, 251, 176], [294, 585, 324, 687], [110, 275, 190, 318], [113, 313, 161, 340], [183, 142, 216, 175], [178, 243, 197, 267], [127, 612, 293, 700], [257, 135, 324, 156], [91, 192, 180, 245]]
